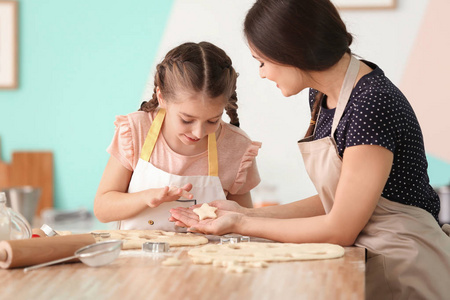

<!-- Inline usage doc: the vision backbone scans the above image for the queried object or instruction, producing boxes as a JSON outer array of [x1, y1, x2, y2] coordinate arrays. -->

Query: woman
[[170, 1, 450, 299]]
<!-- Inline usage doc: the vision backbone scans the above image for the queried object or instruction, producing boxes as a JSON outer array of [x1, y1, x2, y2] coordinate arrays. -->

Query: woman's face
[[250, 47, 307, 97]]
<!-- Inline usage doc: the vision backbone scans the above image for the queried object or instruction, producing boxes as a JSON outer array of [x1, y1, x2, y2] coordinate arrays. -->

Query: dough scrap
[[193, 203, 217, 220], [162, 257, 182, 266], [188, 242, 345, 264], [226, 265, 247, 273], [91, 230, 208, 250], [246, 261, 268, 268]]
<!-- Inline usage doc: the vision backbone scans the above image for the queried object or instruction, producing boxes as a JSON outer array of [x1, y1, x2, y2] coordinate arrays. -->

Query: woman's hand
[[191, 200, 247, 214], [170, 207, 243, 236], [145, 183, 193, 208], [168, 200, 246, 227]]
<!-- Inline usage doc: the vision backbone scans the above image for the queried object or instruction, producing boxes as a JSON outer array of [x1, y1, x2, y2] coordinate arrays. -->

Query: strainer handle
[[23, 255, 77, 273]]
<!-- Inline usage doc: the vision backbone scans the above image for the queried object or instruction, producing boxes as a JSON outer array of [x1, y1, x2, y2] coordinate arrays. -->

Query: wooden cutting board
[[0, 150, 53, 216], [0, 158, 9, 188]]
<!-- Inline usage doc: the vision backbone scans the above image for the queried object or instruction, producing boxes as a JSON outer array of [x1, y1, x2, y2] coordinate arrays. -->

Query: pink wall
[[400, 0, 450, 162]]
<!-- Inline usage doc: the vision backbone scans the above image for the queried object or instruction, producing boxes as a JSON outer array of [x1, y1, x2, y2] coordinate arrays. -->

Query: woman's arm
[[227, 192, 253, 208], [226, 191, 325, 215], [174, 145, 392, 245], [170, 194, 325, 227], [94, 156, 192, 223], [234, 145, 392, 245], [246, 194, 325, 218]]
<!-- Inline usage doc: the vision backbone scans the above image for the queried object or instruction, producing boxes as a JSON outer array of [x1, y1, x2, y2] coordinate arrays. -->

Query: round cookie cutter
[[143, 242, 170, 253]]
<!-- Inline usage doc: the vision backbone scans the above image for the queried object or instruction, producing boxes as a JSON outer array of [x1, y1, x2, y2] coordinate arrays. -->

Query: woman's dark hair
[[244, 0, 352, 71], [139, 41, 240, 127], [244, 0, 353, 136]]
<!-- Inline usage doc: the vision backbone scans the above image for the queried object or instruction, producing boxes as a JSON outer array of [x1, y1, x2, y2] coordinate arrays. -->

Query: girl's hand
[[145, 183, 193, 208], [169, 207, 243, 235]]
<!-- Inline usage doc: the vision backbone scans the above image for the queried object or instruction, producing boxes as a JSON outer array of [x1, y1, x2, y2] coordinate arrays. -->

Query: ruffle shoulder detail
[[228, 141, 262, 195], [107, 115, 134, 171]]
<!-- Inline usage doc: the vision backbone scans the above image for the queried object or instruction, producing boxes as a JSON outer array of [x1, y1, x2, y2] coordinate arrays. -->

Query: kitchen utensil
[[2, 186, 41, 226], [8, 206, 32, 239], [143, 242, 170, 253], [23, 240, 123, 272], [0, 233, 96, 269], [220, 234, 250, 244], [0, 191, 33, 240], [40, 223, 58, 236]]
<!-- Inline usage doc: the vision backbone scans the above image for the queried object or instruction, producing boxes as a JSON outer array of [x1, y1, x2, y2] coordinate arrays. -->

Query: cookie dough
[[162, 257, 183, 266], [188, 242, 345, 266], [91, 229, 208, 250], [193, 203, 217, 220]]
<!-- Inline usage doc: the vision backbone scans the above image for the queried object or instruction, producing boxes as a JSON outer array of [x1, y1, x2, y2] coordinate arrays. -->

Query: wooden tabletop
[[0, 239, 365, 300]]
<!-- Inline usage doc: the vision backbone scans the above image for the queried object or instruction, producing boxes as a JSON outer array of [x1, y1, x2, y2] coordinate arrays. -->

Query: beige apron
[[120, 108, 227, 231], [298, 56, 450, 300]]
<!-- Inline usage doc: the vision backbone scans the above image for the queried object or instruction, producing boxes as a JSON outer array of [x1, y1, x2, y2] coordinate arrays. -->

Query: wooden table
[[0, 240, 365, 300]]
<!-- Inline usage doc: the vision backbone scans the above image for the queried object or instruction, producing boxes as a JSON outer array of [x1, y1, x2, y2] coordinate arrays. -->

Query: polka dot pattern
[[309, 61, 440, 221]]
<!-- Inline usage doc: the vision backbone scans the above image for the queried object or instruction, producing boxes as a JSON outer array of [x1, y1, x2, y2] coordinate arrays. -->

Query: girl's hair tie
[[309, 119, 316, 125]]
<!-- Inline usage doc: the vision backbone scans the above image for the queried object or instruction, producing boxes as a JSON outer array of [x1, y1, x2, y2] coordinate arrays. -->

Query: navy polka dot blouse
[[310, 60, 440, 221]]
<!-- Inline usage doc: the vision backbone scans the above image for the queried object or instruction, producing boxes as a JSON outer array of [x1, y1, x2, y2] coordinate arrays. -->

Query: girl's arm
[[174, 145, 392, 246], [94, 156, 192, 223]]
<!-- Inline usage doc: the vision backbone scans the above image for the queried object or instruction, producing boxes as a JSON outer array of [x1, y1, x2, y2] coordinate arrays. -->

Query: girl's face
[[250, 47, 307, 97], [159, 90, 225, 149]]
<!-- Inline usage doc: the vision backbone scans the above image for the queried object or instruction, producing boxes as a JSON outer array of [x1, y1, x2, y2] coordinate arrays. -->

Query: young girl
[[170, 1, 450, 299], [94, 41, 261, 231]]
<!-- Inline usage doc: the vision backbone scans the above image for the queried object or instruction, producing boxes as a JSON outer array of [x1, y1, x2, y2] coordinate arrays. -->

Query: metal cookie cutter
[[40, 224, 58, 237], [143, 242, 170, 253], [220, 234, 250, 244]]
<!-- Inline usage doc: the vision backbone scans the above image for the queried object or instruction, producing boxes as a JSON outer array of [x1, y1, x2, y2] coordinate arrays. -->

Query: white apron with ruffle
[[119, 108, 227, 231]]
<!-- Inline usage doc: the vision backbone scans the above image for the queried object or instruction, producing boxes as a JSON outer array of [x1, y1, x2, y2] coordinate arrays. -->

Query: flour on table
[[91, 230, 208, 250]]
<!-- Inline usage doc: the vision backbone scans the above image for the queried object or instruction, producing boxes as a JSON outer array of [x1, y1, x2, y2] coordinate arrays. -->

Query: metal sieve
[[23, 240, 123, 272]]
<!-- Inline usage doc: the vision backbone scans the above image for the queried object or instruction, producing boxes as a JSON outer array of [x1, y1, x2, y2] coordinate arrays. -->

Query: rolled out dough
[[91, 230, 208, 250], [188, 242, 345, 265]]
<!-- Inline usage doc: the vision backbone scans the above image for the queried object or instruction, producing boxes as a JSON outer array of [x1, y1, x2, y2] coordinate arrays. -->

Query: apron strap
[[140, 108, 166, 162], [208, 133, 219, 177], [140, 108, 220, 177], [331, 55, 360, 136]]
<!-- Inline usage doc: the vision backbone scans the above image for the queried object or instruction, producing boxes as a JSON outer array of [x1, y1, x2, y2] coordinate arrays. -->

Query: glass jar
[[0, 191, 32, 240], [0, 192, 11, 241]]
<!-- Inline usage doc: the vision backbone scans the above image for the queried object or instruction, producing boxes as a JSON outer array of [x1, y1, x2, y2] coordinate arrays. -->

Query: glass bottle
[[0, 192, 11, 241]]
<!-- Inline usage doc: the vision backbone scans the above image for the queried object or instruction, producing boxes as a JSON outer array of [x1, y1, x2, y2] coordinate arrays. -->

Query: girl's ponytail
[[226, 90, 240, 127]]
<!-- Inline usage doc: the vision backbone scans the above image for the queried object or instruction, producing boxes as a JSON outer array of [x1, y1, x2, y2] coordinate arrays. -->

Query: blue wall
[[0, 0, 173, 210]]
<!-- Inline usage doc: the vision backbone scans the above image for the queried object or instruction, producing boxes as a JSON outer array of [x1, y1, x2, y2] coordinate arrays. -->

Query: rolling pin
[[0, 234, 96, 269]]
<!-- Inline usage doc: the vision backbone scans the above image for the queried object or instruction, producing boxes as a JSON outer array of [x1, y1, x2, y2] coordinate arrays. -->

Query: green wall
[[0, 0, 173, 210], [427, 155, 450, 188]]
